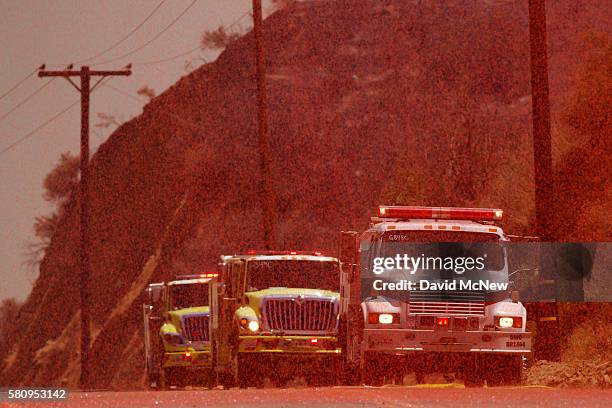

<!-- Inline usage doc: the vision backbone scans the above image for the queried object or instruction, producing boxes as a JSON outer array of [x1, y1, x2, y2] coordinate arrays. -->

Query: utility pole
[[528, 0, 554, 241], [252, 0, 275, 249], [527, 0, 560, 362], [38, 65, 131, 389]]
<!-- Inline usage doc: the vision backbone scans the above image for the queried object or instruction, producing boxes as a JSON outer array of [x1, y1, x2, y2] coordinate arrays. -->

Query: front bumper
[[364, 328, 531, 354], [238, 335, 341, 355], [163, 350, 212, 368]]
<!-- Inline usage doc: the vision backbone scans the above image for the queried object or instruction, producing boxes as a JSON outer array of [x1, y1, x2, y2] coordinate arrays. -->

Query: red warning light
[[378, 206, 503, 221], [436, 317, 449, 326]]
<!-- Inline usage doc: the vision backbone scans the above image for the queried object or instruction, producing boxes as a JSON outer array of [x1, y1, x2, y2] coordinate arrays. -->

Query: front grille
[[409, 291, 485, 316], [263, 298, 338, 332], [181, 315, 210, 341]]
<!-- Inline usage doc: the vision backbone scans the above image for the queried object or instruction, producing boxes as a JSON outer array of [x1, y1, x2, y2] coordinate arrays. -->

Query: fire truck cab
[[143, 273, 219, 389], [338, 206, 532, 386], [219, 251, 343, 387]]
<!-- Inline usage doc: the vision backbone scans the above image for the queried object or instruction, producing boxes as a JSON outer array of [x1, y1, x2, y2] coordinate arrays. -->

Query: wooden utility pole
[[527, 0, 561, 362], [528, 0, 554, 240], [252, 0, 275, 249], [38, 65, 131, 389]]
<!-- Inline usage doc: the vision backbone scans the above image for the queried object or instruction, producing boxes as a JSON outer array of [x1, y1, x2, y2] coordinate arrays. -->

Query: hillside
[[1, 0, 610, 388]]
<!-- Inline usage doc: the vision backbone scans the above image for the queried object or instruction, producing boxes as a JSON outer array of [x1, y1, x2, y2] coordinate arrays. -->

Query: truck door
[[209, 277, 218, 386], [216, 259, 243, 388], [143, 282, 165, 387]]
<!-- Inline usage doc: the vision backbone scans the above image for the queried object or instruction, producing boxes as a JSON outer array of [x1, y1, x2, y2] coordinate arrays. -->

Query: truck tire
[[463, 355, 484, 387], [219, 370, 237, 389], [159, 367, 170, 390], [363, 352, 384, 386], [147, 370, 160, 389], [237, 355, 264, 389], [342, 360, 361, 386], [487, 355, 522, 386]]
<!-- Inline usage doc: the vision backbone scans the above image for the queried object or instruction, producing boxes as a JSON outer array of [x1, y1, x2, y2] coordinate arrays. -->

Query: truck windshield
[[246, 260, 339, 291], [169, 283, 209, 310], [375, 231, 506, 275]]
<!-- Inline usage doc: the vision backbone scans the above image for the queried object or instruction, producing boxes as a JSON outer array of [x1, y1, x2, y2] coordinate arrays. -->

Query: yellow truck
[[143, 273, 220, 389], [219, 251, 343, 387]]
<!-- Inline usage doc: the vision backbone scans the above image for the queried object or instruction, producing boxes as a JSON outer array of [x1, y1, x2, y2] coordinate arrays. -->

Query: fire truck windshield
[[246, 260, 339, 291], [169, 283, 209, 310], [376, 231, 506, 273]]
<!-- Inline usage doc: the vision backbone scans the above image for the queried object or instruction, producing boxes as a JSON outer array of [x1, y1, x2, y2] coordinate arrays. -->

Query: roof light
[[377, 206, 503, 221], [243, 250, 324, 256], [176, 273, 218, 280], [310, 338, 318, 344]]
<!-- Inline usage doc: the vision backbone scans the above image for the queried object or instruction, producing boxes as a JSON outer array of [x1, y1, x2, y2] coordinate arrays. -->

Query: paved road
[[6, 386, 612, 408]]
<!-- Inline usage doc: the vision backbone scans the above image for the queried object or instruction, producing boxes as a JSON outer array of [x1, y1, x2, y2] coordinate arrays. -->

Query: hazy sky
[[0, 0, 276, 301]]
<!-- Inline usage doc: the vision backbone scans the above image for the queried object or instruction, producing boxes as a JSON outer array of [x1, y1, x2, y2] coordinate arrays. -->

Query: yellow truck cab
[[143, 273, 219, 389], [219, 251, 342, 387]]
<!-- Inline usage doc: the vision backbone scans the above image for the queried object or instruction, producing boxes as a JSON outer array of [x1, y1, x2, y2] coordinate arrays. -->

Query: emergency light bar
[[245, 250, 324, 256], [377, 206, 503, 222], [176, 273, 218, 280]]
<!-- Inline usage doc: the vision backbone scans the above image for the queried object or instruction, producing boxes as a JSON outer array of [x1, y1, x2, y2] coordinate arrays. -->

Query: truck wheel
[[485, 355, 522, 386], [238, 355, 264, 388], [159, 367, 169, 390], [463, 371, 484, 387], [307, 357, 339, 387], [363, 352, 384, 386], [219, 371, 237, 389], [463, 356, 484, 387], [342, 361, 361, 386], [147, 371, 160, 389]]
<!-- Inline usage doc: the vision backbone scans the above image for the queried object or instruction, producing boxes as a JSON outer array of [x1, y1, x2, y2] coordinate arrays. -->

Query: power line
[[0, 78, 56, 123], [0, 77, 112, 157], [136, 44, 202, 66], [133, 9, 252, 66], [0, 67, 40, 102], [70, 0, 167, 65], [94, 0, 198, 66], [0, 99, 78, 156]]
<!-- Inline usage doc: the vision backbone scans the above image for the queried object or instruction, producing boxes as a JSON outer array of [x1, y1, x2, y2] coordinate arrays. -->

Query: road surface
[[5, 385, 612, 408]]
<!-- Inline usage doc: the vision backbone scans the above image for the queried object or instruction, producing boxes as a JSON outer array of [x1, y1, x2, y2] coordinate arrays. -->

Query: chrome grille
[[409, 291, 485, 316], [263, 298, 338, 332], [181, 315, 210, 341]]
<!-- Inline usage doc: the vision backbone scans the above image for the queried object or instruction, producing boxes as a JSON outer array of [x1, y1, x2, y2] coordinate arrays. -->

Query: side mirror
[[339, 231, 358, 281], [554, 243, 594, 282]]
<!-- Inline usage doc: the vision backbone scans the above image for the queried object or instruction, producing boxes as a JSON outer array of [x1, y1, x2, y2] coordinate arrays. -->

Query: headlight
[[495, 316, 522, 328], [162, 332, 183, 345], [239, 317, 260, 332], [368, 312, 399, 324], [247, 320, 260, 332]]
